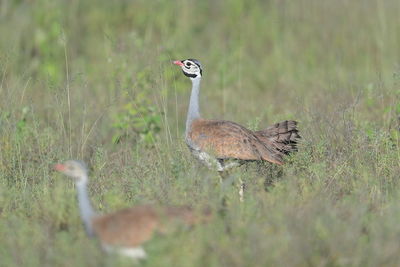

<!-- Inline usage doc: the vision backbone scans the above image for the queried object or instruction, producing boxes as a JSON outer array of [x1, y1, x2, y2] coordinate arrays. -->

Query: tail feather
[[255, 120, 301, 157]]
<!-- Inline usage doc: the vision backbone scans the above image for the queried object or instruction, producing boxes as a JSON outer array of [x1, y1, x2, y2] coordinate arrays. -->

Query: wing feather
[[92, 205, 210, 247], [188, 119, 284, 164]]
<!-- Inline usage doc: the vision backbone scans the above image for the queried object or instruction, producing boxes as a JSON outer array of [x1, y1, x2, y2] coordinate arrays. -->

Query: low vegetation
[[1, 0, 400, 266]]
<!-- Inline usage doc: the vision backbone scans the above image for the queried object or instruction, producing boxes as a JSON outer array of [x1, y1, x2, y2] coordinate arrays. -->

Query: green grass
[[1, 0, 400, 266]]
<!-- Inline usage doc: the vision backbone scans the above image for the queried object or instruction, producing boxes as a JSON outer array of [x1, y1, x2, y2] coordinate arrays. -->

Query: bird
[[173, 59, 300, 199], [54, 160, 211, 260]]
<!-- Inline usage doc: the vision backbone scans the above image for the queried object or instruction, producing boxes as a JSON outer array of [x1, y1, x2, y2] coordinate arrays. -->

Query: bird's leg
[[219, 171, 245, 202], [238, 177, 245, 202], [218, 171, 229, 184], [218, 171, 231, 211], [218, 171, 236, 190]]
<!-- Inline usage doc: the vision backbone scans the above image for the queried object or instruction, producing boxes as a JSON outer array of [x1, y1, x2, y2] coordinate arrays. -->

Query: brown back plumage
[[188, 119, 300, 165], [92, 205, 211, 247]]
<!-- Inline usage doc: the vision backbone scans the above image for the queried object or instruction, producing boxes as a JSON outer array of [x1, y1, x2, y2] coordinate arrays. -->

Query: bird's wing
[[92, 205, 211, 247], [188, 119, 284, 164], [92, 205, 159, 247]]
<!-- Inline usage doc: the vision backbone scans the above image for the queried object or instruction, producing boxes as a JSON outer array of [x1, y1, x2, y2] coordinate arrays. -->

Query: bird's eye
[[186, 62, 192, 67]]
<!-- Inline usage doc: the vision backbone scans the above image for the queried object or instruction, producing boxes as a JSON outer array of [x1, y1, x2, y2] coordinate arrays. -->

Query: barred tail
[[255, 120, 301, 156]]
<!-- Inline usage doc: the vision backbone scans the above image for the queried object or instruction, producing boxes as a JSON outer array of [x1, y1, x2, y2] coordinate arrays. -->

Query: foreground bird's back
[[92, 205, 158, 247], [92, 205, 210, 247], [187, 118, 300, 164]]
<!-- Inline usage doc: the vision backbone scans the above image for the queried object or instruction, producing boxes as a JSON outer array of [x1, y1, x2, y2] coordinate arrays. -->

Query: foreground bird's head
[[173, 59, 203, 79], [54, 160, 88, 183]]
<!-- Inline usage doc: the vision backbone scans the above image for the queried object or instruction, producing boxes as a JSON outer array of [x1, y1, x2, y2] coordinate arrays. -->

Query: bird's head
[[54, 160, 88, 184], [173, 59, 203, 79]]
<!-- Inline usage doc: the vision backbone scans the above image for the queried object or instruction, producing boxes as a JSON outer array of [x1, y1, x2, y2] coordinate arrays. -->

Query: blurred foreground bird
[[54, 160, 211, 260]]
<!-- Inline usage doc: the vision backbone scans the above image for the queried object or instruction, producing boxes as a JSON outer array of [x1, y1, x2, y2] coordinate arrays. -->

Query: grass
[[1, 0, 400, 266]]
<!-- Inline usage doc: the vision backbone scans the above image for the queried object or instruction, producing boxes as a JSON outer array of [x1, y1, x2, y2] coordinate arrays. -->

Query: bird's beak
[[173, 60, 184, 66], [54, 163, 66, 172]]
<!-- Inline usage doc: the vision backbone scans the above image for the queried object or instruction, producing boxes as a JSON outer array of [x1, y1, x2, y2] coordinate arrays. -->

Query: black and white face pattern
[[175, 59, 203, 79]]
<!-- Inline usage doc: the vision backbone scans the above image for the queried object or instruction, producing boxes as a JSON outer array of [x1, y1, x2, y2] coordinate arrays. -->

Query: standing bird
[[173, 59, 300, 199], [54, 160, 211, 260]]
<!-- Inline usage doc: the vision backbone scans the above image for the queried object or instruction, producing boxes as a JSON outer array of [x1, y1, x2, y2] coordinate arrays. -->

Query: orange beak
[[54, 163, 66, 172], [173, 60, 184, 66]]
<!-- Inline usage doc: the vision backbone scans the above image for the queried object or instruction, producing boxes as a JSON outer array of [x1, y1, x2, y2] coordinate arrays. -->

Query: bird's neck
[[76, 178, 96, 237], [186, 76, 201, 137]]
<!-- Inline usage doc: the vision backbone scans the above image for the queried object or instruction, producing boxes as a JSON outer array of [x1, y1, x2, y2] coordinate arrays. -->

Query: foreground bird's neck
[[76, 178, 96, 237], [186, 76, 201, 137]]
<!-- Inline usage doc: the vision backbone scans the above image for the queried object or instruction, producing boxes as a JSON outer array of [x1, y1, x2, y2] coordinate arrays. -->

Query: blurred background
[[1, 0, 400, 266]]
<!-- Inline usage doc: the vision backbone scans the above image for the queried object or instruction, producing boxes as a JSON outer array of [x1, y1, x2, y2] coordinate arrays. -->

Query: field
[[1, 0, 400, 266]]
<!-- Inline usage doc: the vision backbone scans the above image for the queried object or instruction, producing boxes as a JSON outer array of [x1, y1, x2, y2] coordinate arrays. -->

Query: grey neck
[[76, 178, 96, 237], [185, 76, 201, 137]]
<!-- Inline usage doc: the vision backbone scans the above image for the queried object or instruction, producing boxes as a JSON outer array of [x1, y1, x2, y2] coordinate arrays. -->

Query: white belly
[[102, 243, 147, 259], [190, 147, 241, 172]]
